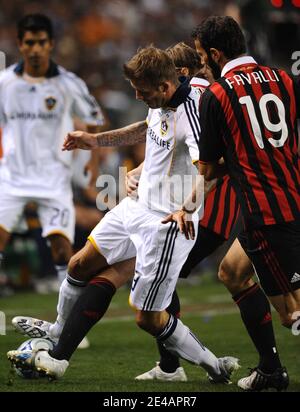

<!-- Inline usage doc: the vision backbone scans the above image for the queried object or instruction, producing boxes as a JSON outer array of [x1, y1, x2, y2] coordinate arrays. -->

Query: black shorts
[[179, 225, 225, 278], [238, 220, 300, 296]]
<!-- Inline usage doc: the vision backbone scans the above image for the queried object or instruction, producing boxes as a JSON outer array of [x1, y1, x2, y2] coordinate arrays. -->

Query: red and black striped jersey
[[200, 174, 240, 239], [190, 77, 240, 239], [199, 56, 300, 229]]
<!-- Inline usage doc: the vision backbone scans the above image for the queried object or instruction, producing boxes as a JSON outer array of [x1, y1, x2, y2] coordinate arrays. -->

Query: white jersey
[[138, 80, 202, 215], [0, 61, 104, 197], [190, 76, 210, 90]]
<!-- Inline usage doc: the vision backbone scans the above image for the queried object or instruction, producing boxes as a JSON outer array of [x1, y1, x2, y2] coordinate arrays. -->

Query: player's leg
[[38, 196, 75, 285], [235, 223, 300, 391], [0, 193, 26, 270], [137, 225, 226, 381], [12, 198, 124, 340], [135, 308, 239, 383], [131, 219, 239, 383], [8, 256, 136, 379], [218, 237, 255, 295], [48, 257, 136, 362], [49, 240, 110, 339], [219, 237, 284, 381], [179, 225, 225, 279], [8, 198, 138, 378], [48, 234, 73, 283], [268, 291, 300, 328], [247, 222, 300, 327], [12, 239, 110, 340]]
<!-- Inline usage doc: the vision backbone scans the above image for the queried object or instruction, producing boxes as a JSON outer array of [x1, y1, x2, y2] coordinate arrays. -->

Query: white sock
[[54, 264, 68, 285], [158, 315, 221, 377], [49, 274, 86, 338]]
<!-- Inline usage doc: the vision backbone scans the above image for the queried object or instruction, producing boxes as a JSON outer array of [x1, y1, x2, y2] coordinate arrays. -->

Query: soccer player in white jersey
[[0, 15, 104, 293], [8, 46, 239, 382]]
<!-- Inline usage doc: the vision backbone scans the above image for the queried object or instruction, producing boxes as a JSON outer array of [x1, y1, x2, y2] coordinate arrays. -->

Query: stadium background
[[0, 0, 299, 392]]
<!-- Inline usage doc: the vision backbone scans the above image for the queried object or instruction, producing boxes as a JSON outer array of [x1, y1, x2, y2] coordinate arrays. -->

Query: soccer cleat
[[238, 366, 289, 392], [12, 317, 90, 350], [135, 362, 188, 382], [12, 316, 57, 342], [7, 349, 36, 372], [208, 356, 240, 384], [7, 349, 69, 380]]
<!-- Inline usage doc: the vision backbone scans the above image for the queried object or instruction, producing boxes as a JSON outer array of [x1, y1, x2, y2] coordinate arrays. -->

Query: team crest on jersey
[[160, 119, 168, 136], [45, 96, 57, 110]]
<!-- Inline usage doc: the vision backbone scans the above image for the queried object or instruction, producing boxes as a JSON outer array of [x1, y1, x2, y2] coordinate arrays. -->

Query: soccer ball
[[14, 338, 54, 379]]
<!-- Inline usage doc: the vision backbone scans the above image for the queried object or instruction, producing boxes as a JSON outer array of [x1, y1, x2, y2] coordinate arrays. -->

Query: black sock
[[157, 289, 180, 373], [233, 283, 281, 373], [50, 277, 116, 361]]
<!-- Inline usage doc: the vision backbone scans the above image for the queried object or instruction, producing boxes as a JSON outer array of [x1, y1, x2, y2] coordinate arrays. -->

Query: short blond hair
[[123, 46, 178, 88]]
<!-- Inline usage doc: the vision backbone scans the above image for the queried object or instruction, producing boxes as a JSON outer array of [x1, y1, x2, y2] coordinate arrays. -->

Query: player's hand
[[126, 169, 140, 199], [62, 131, 98, 151], [162, 209, 195, 240]]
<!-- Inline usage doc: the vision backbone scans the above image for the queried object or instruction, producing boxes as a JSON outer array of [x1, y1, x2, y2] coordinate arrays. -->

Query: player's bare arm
[[84, 125, 110, 184], [63, 121, 147, 151]]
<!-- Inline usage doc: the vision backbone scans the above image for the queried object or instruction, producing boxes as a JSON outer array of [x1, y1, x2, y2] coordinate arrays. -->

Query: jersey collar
[[221, 56, 258, 77], [14, 60, 60, 78], [166, 77, 191, 109]]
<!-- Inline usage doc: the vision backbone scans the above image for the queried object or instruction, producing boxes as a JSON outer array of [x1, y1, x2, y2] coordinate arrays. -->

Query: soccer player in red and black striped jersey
[[134, 43, 241, 381], [192, 15, 300, 391]]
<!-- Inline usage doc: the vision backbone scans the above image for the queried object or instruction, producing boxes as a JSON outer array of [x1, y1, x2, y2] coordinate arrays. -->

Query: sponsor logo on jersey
[[291, 272, 300, 283], [45, 96, 57, 110], [160, 119, 168, 136]]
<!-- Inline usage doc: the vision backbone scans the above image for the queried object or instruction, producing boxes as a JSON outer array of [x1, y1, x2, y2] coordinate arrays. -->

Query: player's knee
[[218, 260, 235, 286], [218, 260, 251, 292], [135, 312, 160, 335], [135, 312, 148, 331]]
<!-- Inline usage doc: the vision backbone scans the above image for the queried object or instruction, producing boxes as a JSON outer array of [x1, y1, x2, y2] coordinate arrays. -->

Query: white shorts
[[0, 190, 75, 243], [89, 197, 197, 311]]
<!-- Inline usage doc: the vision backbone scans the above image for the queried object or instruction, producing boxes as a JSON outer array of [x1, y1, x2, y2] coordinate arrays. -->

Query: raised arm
[[63, 121, 147, 151]]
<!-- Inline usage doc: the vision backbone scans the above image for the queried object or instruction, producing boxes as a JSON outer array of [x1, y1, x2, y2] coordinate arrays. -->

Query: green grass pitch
[[0, 277, 299, 392]]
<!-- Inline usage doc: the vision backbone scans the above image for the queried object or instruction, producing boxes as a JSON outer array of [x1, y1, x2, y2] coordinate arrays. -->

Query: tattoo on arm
[[96, 121, 147, 147]]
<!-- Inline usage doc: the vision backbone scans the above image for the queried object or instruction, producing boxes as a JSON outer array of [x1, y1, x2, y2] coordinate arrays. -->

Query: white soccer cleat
[[77, 336, 90, 349], [237, 367, 289, 392], [12, 316, 56, 342], [135, 362, 187, 382], [12, 316, 90, 350], [7, 348, 69, 380], [34, 350, 69, 379], [208, 356, 240, 384]]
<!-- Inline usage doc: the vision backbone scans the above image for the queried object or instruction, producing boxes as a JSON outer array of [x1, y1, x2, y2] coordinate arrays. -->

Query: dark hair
[[191, 16, 246, 59], [17, 14, 53, 41], [123, 46, 178, 88], [166, 42, 202, 75]]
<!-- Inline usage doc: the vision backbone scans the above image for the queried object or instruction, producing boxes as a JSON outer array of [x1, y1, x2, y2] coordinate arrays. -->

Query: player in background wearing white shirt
[[8, 46, 239, 383], [0, 14, 104, 339]]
